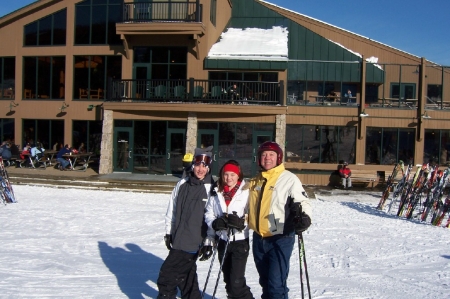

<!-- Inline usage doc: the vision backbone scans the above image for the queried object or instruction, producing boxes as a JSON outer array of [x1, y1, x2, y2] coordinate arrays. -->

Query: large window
[[74, 55, 122, 99], [134, 47, 187, 80], [424, 129, 450, 165], [209, 72, 278, 83], [390, 83, 416, 99], [427, 84, 442, 103], [73, 120, 103, 155], [0, 118, 15, 142], [75, 0, 122, 45], [22, 119, 64, 150], [286, 125, 356, 164], [210, 0, 217, 26], [0, 57, 15, 99], [23, 56, 66, 100], [366, 127, 415, 165], [24, 9, 66, 46]]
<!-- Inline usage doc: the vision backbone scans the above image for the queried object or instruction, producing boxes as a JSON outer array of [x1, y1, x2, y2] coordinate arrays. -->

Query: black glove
[[294, 212, 311, 234], [212, 215, 228, 231], [164, 234, 172, 250], [291, 203, 311, 234], [227, 212, 245, 231], [198, 245, 213, 261]]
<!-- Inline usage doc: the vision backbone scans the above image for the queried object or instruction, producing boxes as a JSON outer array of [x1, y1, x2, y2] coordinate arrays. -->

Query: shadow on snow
[[98, 241, 161, 299], [98, 241, 214, 299], [339, 201, 435, 226]]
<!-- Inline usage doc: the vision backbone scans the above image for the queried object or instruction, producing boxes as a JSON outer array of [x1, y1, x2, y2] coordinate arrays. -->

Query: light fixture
[[8, 101, 19, 112], [413, 65, 420, 74], [59, 102, 69, 112], [359, 109, 369, 117], [87, 104, 94, 111], [421, 111, 431, 119]]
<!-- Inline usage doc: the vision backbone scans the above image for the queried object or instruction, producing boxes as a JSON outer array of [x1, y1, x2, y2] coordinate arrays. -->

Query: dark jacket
[[1, 144, 12, 160], [10, 143, 20, 158], [56, 147, 71, 159], [165, 173, 214, 252]]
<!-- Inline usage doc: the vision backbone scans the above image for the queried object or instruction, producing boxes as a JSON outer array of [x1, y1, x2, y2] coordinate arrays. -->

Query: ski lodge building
[[0, 0, 449, 186]]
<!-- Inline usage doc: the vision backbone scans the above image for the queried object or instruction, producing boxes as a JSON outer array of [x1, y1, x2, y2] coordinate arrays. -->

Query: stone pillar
[[275, 114, 287, 160], [185, 112, 197, 155], [99, 109, 113, 174]]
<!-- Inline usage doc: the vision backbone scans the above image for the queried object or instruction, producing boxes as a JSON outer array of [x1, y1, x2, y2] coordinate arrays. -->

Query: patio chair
[[211, 86, 224, 98], [173, 85, 186, 99], [79, 88, 88, 99], [90, 88, 103, 99], [154, 85, 166, 98], [193, 86, 204, 98]]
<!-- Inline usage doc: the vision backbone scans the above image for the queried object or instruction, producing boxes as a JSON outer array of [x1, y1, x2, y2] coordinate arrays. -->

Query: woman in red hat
[[204, 160, 254, 299]]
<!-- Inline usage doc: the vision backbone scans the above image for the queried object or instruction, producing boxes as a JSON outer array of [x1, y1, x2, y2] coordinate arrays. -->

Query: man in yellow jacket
[[248, 141, 312, 299]]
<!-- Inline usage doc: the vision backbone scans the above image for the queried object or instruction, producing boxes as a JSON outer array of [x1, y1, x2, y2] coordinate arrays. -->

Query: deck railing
[[122, 1, 202, 23], [107, 78, 283, 106]]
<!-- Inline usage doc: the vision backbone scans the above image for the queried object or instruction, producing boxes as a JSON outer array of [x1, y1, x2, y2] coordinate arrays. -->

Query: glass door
[[133, 64, 151, 99], [114, 127, 133, 172], [198, 130, 219, 176], [166, 129, 185, 175]]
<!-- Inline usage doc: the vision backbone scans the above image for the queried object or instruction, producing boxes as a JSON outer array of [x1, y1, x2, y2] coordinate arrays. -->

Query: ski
[[386, 164, 413, 214], [421, 168, 449, 222], [404, 164, 435, 219], [0, 157, 17, 204], [432, 197, 450, 226], [377, 161, 404, 210], [397, 165, 423, 217]]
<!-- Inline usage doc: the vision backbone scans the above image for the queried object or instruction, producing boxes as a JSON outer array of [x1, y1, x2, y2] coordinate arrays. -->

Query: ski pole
[[212, 229, 232, 299], [300, 233, 311, 299], [298, 234, 304, 299], [201, 241, 218, 298]]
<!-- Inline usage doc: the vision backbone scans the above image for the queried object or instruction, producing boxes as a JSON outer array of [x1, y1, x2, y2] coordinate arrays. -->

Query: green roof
[[204, 0, 383, 83]]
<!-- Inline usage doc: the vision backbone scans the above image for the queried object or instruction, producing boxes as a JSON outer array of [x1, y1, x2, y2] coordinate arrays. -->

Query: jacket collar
[[261, 163, 285, 178]]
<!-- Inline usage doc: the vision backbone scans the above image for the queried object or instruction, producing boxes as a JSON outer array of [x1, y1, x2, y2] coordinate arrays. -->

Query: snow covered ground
[[1, 185, 449, 299]]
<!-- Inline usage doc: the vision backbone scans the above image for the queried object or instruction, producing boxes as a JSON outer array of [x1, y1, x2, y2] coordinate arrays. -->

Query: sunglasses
[[193, 154, 212, 166]]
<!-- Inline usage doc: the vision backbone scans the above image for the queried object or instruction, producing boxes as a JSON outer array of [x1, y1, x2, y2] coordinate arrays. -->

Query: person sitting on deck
[[339, 161, 352, 189], [56, 144, 72, 171]]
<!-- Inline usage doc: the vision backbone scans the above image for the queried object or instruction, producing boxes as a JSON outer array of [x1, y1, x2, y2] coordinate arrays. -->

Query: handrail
[[122, 1, 202, 23], [107, 78, 282, 106]]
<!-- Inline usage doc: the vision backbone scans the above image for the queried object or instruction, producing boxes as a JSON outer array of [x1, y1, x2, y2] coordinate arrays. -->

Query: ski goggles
[[193, 154, 212, 166]]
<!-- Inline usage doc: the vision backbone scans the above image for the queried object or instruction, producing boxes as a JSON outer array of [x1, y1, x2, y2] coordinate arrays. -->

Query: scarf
[[223, 180, 241, 206]]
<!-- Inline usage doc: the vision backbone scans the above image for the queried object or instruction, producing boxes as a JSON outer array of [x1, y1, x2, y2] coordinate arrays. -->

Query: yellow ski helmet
[[183, 153, 193, 163]]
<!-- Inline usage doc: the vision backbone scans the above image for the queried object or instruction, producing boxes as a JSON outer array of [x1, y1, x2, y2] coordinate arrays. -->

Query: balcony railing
[[107, 78, 283, 106], [123, 1, 202, 23]]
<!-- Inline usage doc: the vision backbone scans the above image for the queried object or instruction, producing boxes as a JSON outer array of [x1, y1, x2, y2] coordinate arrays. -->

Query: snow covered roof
[[206, 26, 289, 61]]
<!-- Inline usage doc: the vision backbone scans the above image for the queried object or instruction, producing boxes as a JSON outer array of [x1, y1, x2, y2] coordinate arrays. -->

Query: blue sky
[[1, 0, 449, 65]]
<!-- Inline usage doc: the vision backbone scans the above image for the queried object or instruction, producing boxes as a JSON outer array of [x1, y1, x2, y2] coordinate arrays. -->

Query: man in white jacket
[[248, 141, 312, 299], [204, 160, 254, 299]]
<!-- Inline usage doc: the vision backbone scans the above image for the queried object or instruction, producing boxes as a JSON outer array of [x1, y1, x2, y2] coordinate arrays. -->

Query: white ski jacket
[[204, 180, 249, 244]]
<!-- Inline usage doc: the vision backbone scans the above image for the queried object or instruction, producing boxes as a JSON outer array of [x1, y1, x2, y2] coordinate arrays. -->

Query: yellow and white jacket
[[247, 164, 312, 237]]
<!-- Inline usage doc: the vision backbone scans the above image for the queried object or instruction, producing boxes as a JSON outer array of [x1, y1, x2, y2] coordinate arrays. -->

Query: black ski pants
[[218, 238, 254, 299], [157, 249, 201, 299]]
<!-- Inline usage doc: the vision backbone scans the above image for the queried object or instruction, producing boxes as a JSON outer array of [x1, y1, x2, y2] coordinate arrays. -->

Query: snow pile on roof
[[207, 26, 289, 61], [328, 39, 383, 70]]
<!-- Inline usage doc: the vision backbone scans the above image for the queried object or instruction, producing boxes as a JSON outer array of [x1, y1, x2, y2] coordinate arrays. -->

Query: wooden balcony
[[107, 78, 283, 106], [117, 1, 205, 36]]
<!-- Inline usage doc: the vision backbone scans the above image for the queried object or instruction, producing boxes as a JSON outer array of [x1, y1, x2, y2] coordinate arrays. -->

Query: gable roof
[[206, 0, 383, 82], [0, 0, 62, 29]]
